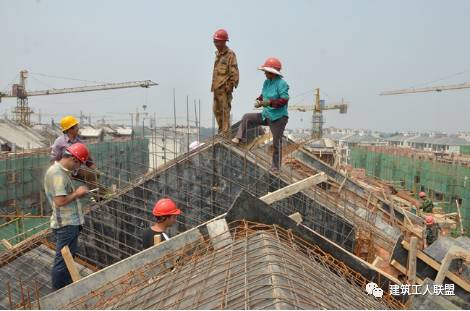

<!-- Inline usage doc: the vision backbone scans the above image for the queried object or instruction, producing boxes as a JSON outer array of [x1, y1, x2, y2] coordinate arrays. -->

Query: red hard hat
[[153, 198, 181, 217], [262, 57, 282, 70], [66, 143, 89, 163], [213, 29, 229, 41], [419, 192, 426, 198], [425, 215, 434, 225]]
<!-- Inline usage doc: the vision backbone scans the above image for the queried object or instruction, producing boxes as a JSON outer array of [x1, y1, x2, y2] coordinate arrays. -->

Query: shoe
[[270, 167, 280, 174], [231, 137, 240, 145]]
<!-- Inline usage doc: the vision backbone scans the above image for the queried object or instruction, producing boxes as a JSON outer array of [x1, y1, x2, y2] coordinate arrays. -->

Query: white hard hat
[[258, 66, 283, 77], [189, 141, 204, 150]]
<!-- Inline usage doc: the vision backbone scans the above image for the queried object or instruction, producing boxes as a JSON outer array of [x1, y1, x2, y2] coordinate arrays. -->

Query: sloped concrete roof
[[0, 120, 48, 149]]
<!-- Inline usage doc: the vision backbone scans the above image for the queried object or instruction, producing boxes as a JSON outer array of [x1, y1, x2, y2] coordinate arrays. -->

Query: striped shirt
[[44, 162, 84, 229]]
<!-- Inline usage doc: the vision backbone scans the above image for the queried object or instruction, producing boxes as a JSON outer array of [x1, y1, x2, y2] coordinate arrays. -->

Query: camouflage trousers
[[213, 87, 233, 134]]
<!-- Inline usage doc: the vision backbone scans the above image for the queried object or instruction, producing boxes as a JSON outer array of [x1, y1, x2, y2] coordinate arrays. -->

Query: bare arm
[[53, 186, 88, 207]]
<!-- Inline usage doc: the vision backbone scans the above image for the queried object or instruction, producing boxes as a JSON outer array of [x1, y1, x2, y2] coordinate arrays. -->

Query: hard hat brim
[[258, 66, 283, 77], [155, 208, 181, 217], [62, 120, 79, 131], [213, 36, 229, 41]]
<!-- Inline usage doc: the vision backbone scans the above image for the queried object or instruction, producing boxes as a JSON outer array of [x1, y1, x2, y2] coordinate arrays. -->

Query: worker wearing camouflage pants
[[211, 29, 239, 135]]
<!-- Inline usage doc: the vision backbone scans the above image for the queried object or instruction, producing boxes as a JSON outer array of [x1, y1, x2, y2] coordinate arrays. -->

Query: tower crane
[[380, 82, 470, 95], [289, 88, 348, 139], [0, 70, 158, 126]]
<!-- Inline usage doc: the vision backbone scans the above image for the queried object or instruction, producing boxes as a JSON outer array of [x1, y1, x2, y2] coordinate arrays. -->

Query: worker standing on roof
[[232, 57, 289, 173], [44, 143, 90, 290], [418, 191, 434, 214], [142, 198, 181, 249], [424, 215, 441, 247], [211, 29, 239, 136], [51, 116, 101, 197]]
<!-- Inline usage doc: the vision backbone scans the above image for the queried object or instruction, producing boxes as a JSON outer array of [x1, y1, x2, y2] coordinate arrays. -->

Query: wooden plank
[[407, 237, 418, 284], [60, 245, 80, 282], [260, 172, 327, 205], [435, 246, 470, 285], [456, 200, 464, 236], [337, 176, 347, 193], [401, 240, 470, 291], [153, 235, 161, 246], [41, 239, 99, 272], [372, 256, 383, 267], [288, 212, 303, 225], [391, 259, 423, 284], [1, 239, 12, 250], [399, 207, 423, 238]]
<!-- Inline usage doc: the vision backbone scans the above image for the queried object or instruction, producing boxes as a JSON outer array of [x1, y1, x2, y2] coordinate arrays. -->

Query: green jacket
[[420, 199, 434, 213], [425, 224, 440, 246]]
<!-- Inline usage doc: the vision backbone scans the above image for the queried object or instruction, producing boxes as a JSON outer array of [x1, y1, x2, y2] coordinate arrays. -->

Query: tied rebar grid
[[1, 134, 398, 308], [57, 221, 403, 310]]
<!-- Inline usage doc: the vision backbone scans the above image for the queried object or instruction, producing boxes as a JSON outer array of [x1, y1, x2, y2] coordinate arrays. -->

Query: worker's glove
[[254, 100, 270, 108]]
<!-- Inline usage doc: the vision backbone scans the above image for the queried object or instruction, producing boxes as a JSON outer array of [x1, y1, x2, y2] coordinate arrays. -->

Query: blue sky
[[1, 0, 469, 133]]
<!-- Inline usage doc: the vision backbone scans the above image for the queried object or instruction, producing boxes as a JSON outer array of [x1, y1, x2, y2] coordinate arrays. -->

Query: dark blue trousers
[[51, 225, 80, 290]]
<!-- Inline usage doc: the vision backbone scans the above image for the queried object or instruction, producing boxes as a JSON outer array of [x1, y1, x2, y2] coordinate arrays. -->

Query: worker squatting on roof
[[232, 57, 289, 173], [211, 29, 239, 136], [51, 115, 106, 200], [44, 143, 90, 290], [418, 191, 434, 214], [142, 198, 181, 249]]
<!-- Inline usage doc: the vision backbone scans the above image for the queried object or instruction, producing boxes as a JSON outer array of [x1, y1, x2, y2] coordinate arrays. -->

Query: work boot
[[231, 137, 240, 145]]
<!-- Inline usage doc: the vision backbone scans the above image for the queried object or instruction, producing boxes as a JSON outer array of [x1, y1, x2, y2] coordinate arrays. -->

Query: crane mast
[[288, 88, 348, 139]]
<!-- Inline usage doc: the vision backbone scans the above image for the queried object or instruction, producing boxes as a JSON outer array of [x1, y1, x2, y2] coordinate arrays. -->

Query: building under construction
[[351, 146, 470, 230], [0, 120, 468, 310]]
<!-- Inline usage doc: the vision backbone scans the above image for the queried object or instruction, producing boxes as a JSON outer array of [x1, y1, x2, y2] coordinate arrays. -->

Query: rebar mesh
[[58, 221, 402, 310]]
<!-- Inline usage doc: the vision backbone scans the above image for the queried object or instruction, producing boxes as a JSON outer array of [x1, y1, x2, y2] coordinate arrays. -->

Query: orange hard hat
[[419, 192, 426, 198], [258, 57, 283, 76], [213, 29, 229, 41], [425, 215, 434, 225], [153, 198, 181, 217], [262, 57, 282, 70], [65, 143, 89, 163]]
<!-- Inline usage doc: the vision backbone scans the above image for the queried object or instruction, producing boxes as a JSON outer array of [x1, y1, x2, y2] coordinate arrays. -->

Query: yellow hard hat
[[60, 115, 79, 132]]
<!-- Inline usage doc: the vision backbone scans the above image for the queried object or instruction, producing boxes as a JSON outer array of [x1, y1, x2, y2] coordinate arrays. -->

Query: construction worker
[[44, 143, 90, 290], [142, 198, 181, 250], [418, 191, 434, 213], [232, 57, 289, 173], [51, 116, 100, 195], [211, 28, 239, 136], [424, 215, 441, 248]]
